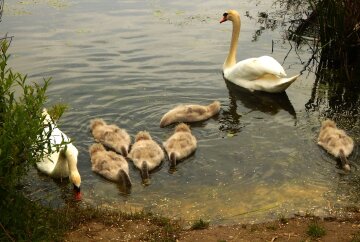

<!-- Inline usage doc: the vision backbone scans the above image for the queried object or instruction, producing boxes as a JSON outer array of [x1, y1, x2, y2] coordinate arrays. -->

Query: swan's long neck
[[68, 156, 78, 175], [224, 15, 240, 70], [66, 146, 81, 186]]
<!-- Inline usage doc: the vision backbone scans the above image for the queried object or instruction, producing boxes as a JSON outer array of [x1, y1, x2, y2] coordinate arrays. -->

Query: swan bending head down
[[39, 109, 82, 200]]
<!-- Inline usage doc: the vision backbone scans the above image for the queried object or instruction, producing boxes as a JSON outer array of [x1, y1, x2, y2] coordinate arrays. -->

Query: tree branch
[[0, 222, 15, 242]]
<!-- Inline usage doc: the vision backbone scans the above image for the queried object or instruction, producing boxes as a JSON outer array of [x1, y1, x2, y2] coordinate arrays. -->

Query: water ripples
[[5, 0, 359, 224]]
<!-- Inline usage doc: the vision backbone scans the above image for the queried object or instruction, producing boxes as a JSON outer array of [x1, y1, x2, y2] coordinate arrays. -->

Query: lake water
[[2, 0, 359, 224]]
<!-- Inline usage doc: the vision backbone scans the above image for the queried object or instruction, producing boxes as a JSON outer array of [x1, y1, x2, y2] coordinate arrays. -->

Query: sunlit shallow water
[[3, 0, 360, 224]]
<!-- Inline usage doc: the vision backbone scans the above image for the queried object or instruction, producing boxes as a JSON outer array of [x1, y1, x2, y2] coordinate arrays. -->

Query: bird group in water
[[36, 100, 356, 201], [88, 101, 218, 190], [35, 10, 356, 200]]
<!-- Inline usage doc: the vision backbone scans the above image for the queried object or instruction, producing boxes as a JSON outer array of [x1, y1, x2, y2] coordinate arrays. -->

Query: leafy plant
[[307, 222, 326, 238], [0, 187, 70, 241], [278, 213, 288, 224], [190, 218, 210, 230], [0, 38, 67, 189], [351, 231, 360, 242], [0, 37, 67, 241]]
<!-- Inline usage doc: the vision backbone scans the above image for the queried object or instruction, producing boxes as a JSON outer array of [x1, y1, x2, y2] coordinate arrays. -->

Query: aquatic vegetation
[[150, 4, 213, 26], [4, 0, 69, 16], [18, 0, 69, 9], [75, 28, 91, 34], [4, 3, 32, 16], [47, 0, 69, 9]]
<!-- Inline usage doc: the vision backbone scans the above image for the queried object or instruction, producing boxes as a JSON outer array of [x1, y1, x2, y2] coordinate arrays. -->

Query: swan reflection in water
[[218, 79, 296, 134]]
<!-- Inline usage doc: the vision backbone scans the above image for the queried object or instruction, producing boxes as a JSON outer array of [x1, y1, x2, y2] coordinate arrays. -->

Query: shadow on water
[[91, 171, 132, 196], [248, 0, 360, 147], [282, 0, 360, 201], [218, 78, 296, 134], [248, 0, 359, 83], [305, 63, 360, 127], [246, 0, 360, 203], [5, 0, 360, 222], [23, 169, 80, 208]]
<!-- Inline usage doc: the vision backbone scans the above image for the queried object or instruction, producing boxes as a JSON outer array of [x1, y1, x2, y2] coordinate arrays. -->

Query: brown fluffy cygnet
[[160, 101, 221, 127], [89, 143, 131, 188], [318, 119, 354, 171], [163, 123, 197, 170], [89, 118, 131, 157], [128, 131, 164, 185]]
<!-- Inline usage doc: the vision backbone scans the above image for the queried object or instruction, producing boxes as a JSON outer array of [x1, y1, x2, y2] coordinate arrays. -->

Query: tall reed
[[308, 0, 360, 81]]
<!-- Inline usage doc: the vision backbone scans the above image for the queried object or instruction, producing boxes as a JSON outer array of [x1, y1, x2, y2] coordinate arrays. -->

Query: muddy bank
[[65, 209, 360, 242]]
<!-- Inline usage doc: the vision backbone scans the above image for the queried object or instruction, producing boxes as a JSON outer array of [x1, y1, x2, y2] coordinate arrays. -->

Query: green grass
[[278, 214, 288, 224], [266, 224, 278, 231], [0, 188, 69, 241], [139, 212, 182, 241], [0, 192, 183, 242], [190, 219, 209, 230], [351, 232, 360, 242], [307, 222, 326, 238]]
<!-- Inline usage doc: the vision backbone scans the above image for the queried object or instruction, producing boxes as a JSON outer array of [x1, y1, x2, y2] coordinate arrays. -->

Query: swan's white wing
[[225, 56, 287, 81], [256, 56, 287, 77], [36, 122, 73, 176], [36, 152, 60, 175]]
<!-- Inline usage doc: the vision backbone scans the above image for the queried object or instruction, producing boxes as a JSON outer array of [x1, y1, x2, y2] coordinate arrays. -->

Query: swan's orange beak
[[220, 16, 227, 23], [74, 185, 82, 201], [75, 191, 82, 201]]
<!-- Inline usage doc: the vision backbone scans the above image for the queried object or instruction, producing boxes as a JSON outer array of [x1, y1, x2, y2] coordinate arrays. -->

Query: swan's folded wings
[[225, 56, 287, 81]]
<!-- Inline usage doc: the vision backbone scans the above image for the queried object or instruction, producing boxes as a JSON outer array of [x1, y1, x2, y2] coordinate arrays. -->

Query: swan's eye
[[223, 13, 228, 17]]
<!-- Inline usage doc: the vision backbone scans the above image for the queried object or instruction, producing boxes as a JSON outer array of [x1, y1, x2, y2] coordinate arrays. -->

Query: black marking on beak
[[73, 184, 81, 193]]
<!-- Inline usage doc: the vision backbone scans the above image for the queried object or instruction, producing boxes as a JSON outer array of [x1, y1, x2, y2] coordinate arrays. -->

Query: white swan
[[318, 119, 354, 171], [220, 10, 300, 93], [36, 109, 81, 200]]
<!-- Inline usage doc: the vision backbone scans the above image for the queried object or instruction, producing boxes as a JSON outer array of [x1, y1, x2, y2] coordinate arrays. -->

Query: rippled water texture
[[3, 0, 359, 224]]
